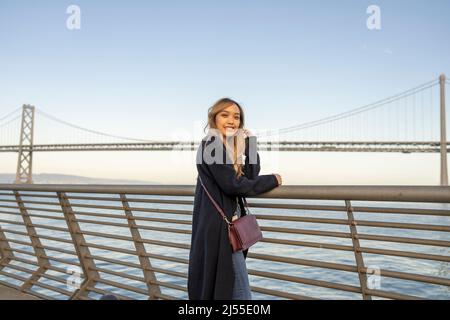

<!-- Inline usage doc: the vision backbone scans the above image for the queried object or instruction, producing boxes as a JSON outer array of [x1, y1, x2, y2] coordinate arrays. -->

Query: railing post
[[345, 200, 372, 300], [14, 191, 51, 291], [57, 192, 100, 299], [120, 193, 161, 299], [440, 74, 448, 186]]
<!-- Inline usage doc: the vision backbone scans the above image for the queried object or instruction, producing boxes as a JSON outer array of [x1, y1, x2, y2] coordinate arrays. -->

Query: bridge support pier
[[15, 105, 35, 184], [440, 74, 448, 186]]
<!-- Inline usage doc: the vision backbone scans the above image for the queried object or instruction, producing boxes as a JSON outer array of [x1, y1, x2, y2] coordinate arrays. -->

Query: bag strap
[[242, 197, 252, 214], [198, 175, 231, 225], [236, 196, 252, 215]]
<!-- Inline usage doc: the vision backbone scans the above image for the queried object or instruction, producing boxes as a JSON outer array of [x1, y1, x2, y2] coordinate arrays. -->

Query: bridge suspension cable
[[256, 78, 440, 138], [0, 114, 21, 128], [36, 108, 159, 143], [1, 75, 447, 145], [0, 107, 22, 145], [0, 106, 22, 125]]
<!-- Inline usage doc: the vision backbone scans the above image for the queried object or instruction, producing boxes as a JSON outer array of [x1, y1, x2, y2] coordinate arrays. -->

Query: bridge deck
[[0, 284, 40, 300]]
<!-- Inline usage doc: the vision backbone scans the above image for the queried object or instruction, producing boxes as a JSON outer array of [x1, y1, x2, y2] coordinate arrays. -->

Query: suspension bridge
[[0, 75, 448, 185], [0, 76, 450, 301]]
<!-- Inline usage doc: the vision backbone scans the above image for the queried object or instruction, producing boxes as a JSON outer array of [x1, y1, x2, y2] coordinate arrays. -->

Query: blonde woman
[[188, 98, 282, 300]]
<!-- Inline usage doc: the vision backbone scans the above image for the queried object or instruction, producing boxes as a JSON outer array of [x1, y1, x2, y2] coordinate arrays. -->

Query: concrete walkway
[[0, 284, 40, 300]]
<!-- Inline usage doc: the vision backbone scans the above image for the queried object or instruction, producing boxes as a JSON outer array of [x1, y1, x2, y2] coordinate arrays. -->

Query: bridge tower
[[15, 105, 35, 184], [440, 74, 448, 186]]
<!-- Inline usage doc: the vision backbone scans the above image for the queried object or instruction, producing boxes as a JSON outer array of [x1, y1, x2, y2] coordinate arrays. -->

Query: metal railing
[[0, 184, 449, 300]]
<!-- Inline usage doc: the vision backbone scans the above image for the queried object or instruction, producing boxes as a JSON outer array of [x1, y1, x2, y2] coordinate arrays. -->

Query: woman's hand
[[274, 174, 282, 186], [242, 128, 255, 138]]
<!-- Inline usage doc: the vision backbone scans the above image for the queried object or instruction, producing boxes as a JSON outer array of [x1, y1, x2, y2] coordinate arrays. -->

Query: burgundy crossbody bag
[[198, 175, 263, 252]]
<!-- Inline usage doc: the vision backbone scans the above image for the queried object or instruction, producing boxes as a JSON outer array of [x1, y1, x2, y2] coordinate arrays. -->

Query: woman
[[188, 97, 282, 300]]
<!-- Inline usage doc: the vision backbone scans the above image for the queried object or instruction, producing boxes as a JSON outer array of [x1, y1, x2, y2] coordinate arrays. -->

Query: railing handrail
[[0, 183, 449, 300], [0, 184, 449, 203]]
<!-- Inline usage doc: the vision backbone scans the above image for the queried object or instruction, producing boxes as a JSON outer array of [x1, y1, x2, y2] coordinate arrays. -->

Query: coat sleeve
[[243, 136, 261, 179], [204, 157, 278, 198]]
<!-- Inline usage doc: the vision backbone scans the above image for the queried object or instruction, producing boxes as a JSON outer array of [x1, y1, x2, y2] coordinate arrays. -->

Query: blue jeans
[[231, 250, 252, 300]]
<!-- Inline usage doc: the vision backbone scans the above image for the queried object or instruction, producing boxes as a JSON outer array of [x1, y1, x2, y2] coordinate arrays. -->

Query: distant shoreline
[[0, 173, 160, 185]]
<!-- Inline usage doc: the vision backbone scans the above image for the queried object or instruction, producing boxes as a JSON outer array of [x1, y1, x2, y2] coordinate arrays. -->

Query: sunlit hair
[[204, 98, 246, 177]]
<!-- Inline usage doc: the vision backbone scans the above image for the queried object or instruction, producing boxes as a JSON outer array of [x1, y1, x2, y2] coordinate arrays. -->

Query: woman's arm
[[203, 161, 278, 197], [197, 135, 279, 197]]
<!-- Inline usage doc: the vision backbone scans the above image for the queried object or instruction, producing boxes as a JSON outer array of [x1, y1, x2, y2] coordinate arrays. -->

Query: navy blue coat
[[188, 134, 279, 300]]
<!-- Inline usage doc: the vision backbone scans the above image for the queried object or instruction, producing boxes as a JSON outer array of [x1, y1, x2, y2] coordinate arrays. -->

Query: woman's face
[[215, 104, 241, 137]]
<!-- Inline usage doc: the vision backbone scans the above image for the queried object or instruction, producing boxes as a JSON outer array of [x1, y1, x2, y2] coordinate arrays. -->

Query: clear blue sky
[[0, 1, 449, 184]]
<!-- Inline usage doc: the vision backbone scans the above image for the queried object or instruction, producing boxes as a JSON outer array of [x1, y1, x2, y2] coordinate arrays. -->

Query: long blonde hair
[[204, 98, 245, 177]]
